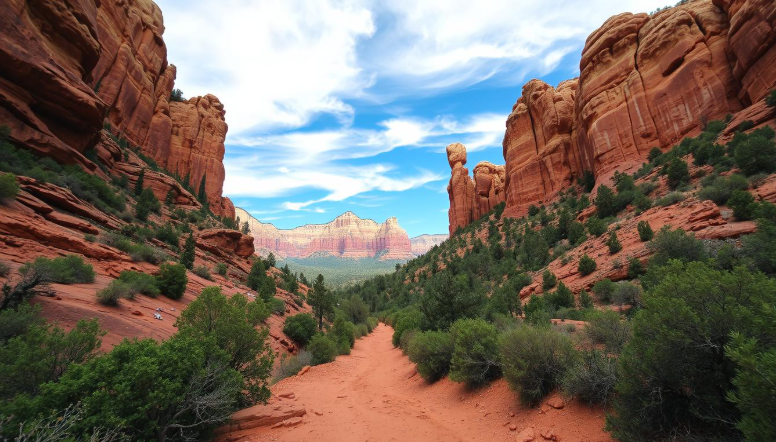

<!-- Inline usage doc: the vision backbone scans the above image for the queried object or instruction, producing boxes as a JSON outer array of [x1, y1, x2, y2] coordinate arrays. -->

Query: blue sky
[[157, 0, 669, 237]]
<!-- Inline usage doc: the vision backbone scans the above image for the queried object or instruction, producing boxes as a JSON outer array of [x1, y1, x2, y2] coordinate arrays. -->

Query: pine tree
[[179, 233, 196, 269], [197, 175, 207, 203], [246, 259, 266, 292], [309, 274, 333, 330], [606, 231, 622, 254], [241, 222, 250, 235], [134, 168, 145, 196]]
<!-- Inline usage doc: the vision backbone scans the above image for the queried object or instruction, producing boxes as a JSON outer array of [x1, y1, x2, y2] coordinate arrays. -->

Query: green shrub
[[391, 307, 425, 348], [585, 217, 607, 237], [637, 221, 654, 241], [273, 350, 312, 382], [215, 262, 227, 276], [117, 271, 159, 297], [579, 290, 593, 309], [578, 254, 596, 276], [541, 270, 557, 291], [407, 331, 454, 383], [96, 280, 132, 305], [567, 221, 586, 245], [742, 220, 776, 274], [592, 278, 616, 303], [0, 261, 10, 278], [282, 313, 317, 345], [728, 190, 756, 220], [606, 231, 622, 254], [499, 325, 578, 406], [733, 126, 776, 176], [608, 262, 776, 441], [0, 172, 19, 203], [331, 317, 355, 351], [548, 282, 575, 309], [627, 257, 645, 279], [20, 255, 95, 284], [155, 262, 187, 299], [308, 334, 337, 365], [698, 173, 749, 205], [449, 319, 500, 387], [562, 349, 617, 406], [524, 295, 552, 326], [271, 297, 285, 315], [655, 191, 685, 206], [584, 310, 630, 354], [356, 323, 368, 338], [179, 233, 196, 269], [726, 333, 776, 442], [154, 223, 179, 248], [666, 158, 690, 189], [612, 281, 642, 307], [648, 226, 707, 266], [192, 265, 211, 280], [595, 185, 618, 218], [767, 89, 776, 107], [135, 188, 160, 221]]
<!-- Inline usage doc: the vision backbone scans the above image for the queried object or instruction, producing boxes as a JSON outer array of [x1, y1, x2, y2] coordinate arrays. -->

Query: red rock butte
[[447, 0, 776, 232], [0, 0, 234, 218], [235, 208, 416, 260]]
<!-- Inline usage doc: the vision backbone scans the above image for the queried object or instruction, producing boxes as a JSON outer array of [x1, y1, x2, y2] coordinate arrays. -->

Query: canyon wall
[[447, 0, 776, 231], [235, 208, 415, 260], [0, 0, 234, 217], [410, 234, 449, 256]]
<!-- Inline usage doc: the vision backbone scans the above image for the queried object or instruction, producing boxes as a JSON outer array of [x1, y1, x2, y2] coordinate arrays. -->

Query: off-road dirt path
[[227, 324, 613, 442]]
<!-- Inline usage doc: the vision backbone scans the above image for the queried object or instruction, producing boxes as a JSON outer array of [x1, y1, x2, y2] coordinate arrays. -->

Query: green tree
[[637, 220, 654, 241], [728, 190, 755, 220], [608, 262, 776, 441], [541, 270, 557, 291], [241, 221, 250, 235], [135, 188, 160, 221], [175, 286, 274, 405], [733, 127, 776, 176], [197, 174, 207, 204], [134, 168, 145, 196], [420, 272, 485, 330], [579, 290, 593, 309], [246, 259, 266, 292], [666, 158, 689, 189], [282, 314, 317, 346], [179, 233, 196, 269], [0, 172, 19, 203], [156, 263, 188, 299], [606, 231, 622, 254], [595, 185, 617, 218], [308, 274, 333, 330], [576, 254, 595, 277]]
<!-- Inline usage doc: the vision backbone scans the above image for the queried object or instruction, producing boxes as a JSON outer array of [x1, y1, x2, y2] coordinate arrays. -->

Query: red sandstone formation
[[410, 234, 449, 256], [473, 162, 506, 219], [235, 209, 415, 260], [0, 0, 234, 218], [0, 0, 106, 169], [449, 0, 776, 231]]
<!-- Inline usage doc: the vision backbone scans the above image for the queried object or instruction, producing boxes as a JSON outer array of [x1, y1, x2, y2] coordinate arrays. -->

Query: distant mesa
[[235, 208, 443, 260], [410, 234, 449, 255]]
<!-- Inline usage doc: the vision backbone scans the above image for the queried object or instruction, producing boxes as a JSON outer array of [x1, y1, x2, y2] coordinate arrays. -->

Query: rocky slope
[[235, 208, 416, 260], [448, 0, 776, 232], [410, 234, 449, 256], [0, 0, 234, 217], [0, 0, 304, 362]]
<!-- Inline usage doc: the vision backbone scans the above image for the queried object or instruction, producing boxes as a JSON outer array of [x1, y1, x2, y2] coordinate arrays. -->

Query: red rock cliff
[[0, 0, 234, 217], [235, 208, 415, 260], [449, 0, 776, 230]]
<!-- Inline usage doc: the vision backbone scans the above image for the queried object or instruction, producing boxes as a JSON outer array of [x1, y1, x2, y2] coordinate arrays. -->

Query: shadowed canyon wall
[[0, 0, 234, 217], [448, 0, 776, 231]]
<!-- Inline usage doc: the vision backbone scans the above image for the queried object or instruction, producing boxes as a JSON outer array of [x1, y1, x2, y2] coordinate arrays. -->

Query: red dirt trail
[[229, 324, 613, 442]]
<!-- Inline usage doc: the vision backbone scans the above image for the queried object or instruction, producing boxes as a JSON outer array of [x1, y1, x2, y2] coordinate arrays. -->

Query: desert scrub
[[407, 330, 454, 383], [20, 255, 95, 284], [449, 319, 500, 387], [562, 349, 617, 405], [273, 350, 312, 383], [0, 172, 19, 203], [282, 313, 317, 345], [117, 271, 159, 297], [308, 334, 337, 365], [499, 325, 578, 406], [192, 265, 212, 280]]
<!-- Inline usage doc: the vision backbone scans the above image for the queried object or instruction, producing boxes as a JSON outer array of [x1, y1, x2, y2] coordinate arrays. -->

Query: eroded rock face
[[0, 0, 106, 169], [235, 208, 414, 260], [446, 143, 475, 234], [503, 80, 581, 215], [473, 162, 506, 219], [448, 0, 776, 232], [410, 234, 449, 256], [195, 229, 255, 261], [713, 0, 776, 105]]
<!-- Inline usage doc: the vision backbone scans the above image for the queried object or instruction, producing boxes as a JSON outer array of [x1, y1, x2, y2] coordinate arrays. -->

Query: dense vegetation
[[0, 287, 273, 441], [335, 116, 776, 441]]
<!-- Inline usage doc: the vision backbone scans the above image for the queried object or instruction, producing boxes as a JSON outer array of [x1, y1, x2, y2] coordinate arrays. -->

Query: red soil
[[222, 324, 613, 442]]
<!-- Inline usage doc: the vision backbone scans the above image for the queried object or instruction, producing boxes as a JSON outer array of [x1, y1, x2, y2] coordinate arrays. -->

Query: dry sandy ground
[[232, 323, 613, 442]]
